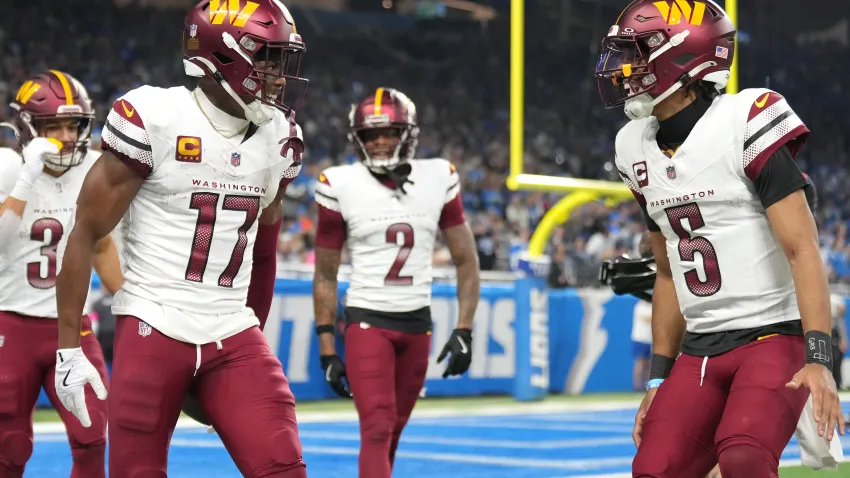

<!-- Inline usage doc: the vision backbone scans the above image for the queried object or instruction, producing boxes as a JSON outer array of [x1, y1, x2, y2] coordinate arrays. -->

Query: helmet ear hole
[[672, 53, 695, 66], [212, 52, 234, 65]]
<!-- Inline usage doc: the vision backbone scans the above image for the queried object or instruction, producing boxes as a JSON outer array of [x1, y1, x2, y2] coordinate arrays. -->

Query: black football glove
[[437, 328, 473, 378], [320, 354, 352, 399]]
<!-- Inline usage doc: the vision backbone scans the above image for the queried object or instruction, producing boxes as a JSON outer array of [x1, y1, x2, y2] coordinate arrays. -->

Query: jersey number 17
[[185, 192, 260, 287]]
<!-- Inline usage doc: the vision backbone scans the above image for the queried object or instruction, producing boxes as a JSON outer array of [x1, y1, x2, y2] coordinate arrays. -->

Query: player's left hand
[[320, 354, 353, 399], [55, 347, 108, 428], [437, 328, 473, 378], [787, 363, 845, 440]]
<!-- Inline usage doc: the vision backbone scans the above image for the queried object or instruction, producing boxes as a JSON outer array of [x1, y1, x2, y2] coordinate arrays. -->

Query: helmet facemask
[[184, 30, 308, 124], [595, 31, 668, 109]]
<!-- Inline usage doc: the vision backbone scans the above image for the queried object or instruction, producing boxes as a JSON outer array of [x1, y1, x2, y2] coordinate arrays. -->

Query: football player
[[595, 1, 843, 476], [313, 87, 480, 478], [52, 1, 309, 476], [602, 176, 845, 476], [0, 71, 123, 478]]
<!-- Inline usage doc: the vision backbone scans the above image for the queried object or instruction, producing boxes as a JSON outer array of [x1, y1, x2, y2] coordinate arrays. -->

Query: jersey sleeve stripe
[[314, 181, 336, 199], [445, 181, 461, 205], [104, 118, 152, 153], [617, 168, 647, 206], [744, 108, 799, 150], [101, 121, 154, 178], [315, 190, 340, 212]]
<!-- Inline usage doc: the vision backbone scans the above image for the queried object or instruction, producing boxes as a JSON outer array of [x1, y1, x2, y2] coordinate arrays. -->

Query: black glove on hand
[[437, 328, 473, 378], [320, 354, 352, 398]]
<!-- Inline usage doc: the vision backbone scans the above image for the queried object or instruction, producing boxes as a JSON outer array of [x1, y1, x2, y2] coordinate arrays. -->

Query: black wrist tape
[[805, 330, 833, 368], [315, 324, 335, 336], [649, 354, 676, 380]]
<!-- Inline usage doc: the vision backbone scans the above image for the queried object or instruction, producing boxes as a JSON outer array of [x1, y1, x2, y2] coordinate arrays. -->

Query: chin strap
[[376, 163, 414, 194]]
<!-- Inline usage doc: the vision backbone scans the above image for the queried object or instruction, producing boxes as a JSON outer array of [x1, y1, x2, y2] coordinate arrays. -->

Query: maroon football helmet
[[1, 70, 94, 169], [348, 87, 419, 171], [594, 0, 735, 119], [183, 0, 308, 123]]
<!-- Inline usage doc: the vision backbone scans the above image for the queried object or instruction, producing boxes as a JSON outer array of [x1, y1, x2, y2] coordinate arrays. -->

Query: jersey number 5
[[27, 218, 63, 289], [385, 223, 414, 286], [186, 192, 260, 287], [664, 203, 722, 296]]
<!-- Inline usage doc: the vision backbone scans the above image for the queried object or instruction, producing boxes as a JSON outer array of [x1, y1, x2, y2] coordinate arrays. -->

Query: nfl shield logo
[[666, 165, 677, 180], [189, 24, 198, 38], [231, 152, 241, 167], [138, 322, 152, 337]]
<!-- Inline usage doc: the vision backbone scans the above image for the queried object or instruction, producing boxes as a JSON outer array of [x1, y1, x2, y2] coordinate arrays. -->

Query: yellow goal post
[[506, 0, 738, 258]]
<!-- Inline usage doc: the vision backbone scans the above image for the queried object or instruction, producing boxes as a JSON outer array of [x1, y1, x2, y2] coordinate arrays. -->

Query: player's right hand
[[55, 347, 108, 428], [20, 137, 60, 182], [320, 354, 353, 399], [633, 387, 658, 448]]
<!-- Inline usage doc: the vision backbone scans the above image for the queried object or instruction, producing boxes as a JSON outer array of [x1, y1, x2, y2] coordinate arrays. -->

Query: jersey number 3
[[665, 203, 721, 296], [28, 218, 63, 289], [186, 192, 260, 287], [385, 223, 414, 286]]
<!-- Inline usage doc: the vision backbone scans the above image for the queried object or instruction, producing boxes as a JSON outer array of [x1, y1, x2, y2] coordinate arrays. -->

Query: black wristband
[[649, 354, 676, 380], [315, 324, 335, 336], [804, 330, 833, 367]]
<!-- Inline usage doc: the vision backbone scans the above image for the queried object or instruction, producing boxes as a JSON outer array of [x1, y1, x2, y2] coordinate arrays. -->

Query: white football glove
[[11, 137, 61, 200], [55, 347, 108, 428]]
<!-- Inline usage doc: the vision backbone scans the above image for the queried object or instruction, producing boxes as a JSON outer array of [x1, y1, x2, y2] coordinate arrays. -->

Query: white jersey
[[0, 148, 98, 318], [631, 300, 653, 344], [315, 159, 461, 313], [102, 86, 302, 344], [615, 88, 809, 334]]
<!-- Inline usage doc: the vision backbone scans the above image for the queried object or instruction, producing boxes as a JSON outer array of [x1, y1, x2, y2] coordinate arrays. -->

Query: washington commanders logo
[[209, 0, 259, 27], [651, 0, 706, 26]]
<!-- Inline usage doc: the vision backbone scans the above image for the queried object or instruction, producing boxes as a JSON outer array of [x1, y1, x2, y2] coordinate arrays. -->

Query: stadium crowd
[[1, 0, 848, 286]]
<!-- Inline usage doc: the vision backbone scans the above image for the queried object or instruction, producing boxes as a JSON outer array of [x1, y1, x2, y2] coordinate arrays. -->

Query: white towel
[[795, 394, 844, 470]]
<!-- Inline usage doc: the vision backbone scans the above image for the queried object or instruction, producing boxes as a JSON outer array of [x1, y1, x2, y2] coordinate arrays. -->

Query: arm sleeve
[[100, 94, 156, 178], [314, 173, 345, 250], [439, 162, 466, 230], [750, 145, 808, 210], [743, 91, 809, 180], [246, 217, 281, 331]]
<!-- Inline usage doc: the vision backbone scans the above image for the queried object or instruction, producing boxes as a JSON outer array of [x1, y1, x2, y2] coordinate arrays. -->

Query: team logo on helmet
[[651, 0, 707, 26], [209, 0, 259, 27]]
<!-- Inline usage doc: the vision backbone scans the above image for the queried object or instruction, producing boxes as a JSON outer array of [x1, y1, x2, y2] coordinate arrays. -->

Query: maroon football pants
[[633, 334, 809, 478], [109, 316, 305, 478], [0, 311, 108, 478], [344, 323, 431, 478]]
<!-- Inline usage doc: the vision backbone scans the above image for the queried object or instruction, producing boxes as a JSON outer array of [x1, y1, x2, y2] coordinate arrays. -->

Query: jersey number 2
[[664, 203, 721, 296], [385, 223, 414, 286], [27, 218, 63, 289], [186, 192, 260, 287]]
